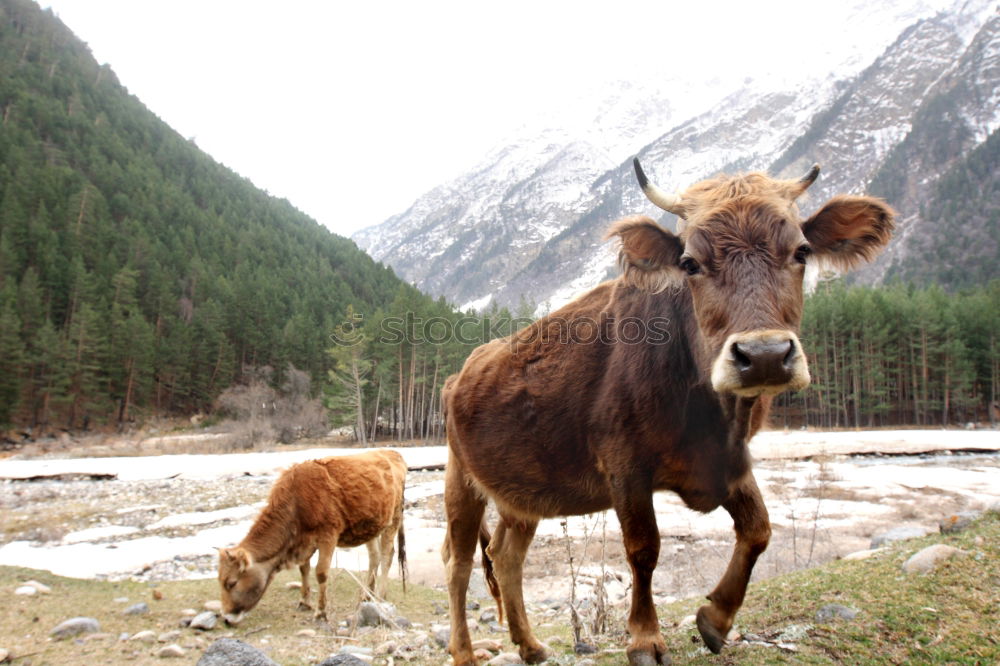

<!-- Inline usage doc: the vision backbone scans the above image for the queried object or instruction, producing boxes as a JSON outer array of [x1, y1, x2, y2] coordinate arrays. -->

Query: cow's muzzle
[[711, 330, 810, 397], [222, 611, 245, 626]]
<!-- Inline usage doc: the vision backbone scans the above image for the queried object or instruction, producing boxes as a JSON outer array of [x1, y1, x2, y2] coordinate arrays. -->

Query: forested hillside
[[0, 0, 463, 431]]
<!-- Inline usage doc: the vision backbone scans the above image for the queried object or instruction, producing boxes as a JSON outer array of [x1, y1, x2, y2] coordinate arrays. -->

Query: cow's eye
[[679, 257, 701, 276], [793, 245, 812, 265]]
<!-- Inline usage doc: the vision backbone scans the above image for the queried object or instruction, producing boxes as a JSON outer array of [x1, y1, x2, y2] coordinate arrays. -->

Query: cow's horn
[[633, 158, 685, 216], [797, 164, 820, 192]]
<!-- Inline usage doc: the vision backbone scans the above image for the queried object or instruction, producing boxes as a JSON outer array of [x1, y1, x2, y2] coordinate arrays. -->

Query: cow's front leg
[[297, 559, 313, 610], [697, 472, 770, 653], [611, 478, 668, 666], [314, 536, 338, 622]]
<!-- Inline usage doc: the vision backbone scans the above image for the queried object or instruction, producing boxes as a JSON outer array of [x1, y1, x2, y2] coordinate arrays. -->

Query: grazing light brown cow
[[218, 449, 407, 625], [441, 159, 894, 665]]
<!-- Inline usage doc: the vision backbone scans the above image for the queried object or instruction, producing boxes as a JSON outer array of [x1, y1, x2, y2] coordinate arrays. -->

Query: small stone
[[431, 625, 450, 648], [870, 526, 927, 549], [157, 643, 185, 658], [902, 544, 968, 574], [776, 624, 812, 642], [318, 655, 368, 666], [939, 511, 980, 534], [189, 611, 217, 631], [22, 580, 51, 594], [51, 617, 100, 640], [678, 614, 697, 628], [180, 608, 198, 618], [466, 599, 480, 611], [285, 580, 303, 589], [472, 639, 503, 652], [203, 600, 222, 612], [374, 640, 396, 655], [486, 653, 524, 665], [119, 632, 130, 641], [574, 642, 598, 654], [113, 597, 130, 603], [340, 645, 373, 656], [296, 629, 317, 637], [726, 628, 741, 642], [14, 586, 36, 596], [479, 608, 498, 623], [432, 601, 447, 615], [197, 638, 279, 665], [0, 648, 9, 662], [474, 648, 494, 660], [357, 601, 398, 627], [158, 630, 181, 643], [124, 602, 150, 615], [816, 604, 858, 622], [130, 630, 157, 643], [842, 548, 883, 561]]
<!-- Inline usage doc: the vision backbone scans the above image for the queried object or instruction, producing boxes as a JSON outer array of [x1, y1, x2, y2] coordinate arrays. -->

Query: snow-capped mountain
[[354, 0, 999, 312]]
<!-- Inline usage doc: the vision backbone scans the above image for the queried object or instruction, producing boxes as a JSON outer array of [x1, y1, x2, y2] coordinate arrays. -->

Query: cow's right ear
[[606, 215, 683, 292], [222, 547, 250, 573]]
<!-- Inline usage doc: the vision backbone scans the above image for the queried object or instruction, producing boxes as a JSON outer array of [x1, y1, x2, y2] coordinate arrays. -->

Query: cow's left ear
[[607, 215, 683, 292], [802, 196, 895, 270]]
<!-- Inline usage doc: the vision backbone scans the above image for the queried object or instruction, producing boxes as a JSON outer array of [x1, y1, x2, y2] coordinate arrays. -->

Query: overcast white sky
[[40, 0, 945, 238]]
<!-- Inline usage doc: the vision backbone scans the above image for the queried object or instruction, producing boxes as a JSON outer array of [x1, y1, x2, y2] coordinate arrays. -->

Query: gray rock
[[129, 630, 157, 643], [432, 626, 451, 648], [124, 602, 150, 616], [432, 601, 447, 615], [480, 608, 498, 623], [486, 653, 525, 665], [574, 642, 598, 654], [815, 604, 858, 622], [339, 645, 372, 656], [197, 638, 279, 666], [466, 599, 481, 611], [902, 544, 968, 574], [189, 611, 217, 631], [939, 511, 980, 534], [51, 617, 100, 640], [776, 624, 812, 642], [318, 655, 368, 666], [870, 526, 928, 549], [357, 601, 397, 627], [394, 614, 412, 628]]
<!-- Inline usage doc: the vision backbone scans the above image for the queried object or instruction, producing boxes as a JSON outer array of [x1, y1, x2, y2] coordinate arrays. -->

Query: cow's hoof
[[626, 646, 670, 666], [314, 610, 328, 622], [297, 601, 313, 611], [519, 642, 548, 664], [695, 605, 727, 655]]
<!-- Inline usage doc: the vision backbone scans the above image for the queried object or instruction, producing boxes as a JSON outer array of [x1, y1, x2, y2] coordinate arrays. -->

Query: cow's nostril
[[782, 341, 796, 368], [732, 343, 752, 371]]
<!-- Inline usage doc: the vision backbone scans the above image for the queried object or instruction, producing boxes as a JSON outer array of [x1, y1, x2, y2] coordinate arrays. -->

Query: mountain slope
[[0, 0, 430, 427], [356, 0, 999, 311]]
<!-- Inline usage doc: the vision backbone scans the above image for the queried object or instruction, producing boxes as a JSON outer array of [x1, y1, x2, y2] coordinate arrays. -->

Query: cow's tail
[[397, 507, 408, 594], [479, 518, 503, 624]]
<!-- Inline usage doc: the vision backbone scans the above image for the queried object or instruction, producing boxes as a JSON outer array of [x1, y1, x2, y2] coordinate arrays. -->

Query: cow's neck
[[638, 285, 769, 449], [241, 502, 302, 573]]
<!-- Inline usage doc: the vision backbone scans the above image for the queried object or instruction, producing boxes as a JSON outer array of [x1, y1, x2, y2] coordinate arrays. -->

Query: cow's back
[[283, 450, 406, 548]]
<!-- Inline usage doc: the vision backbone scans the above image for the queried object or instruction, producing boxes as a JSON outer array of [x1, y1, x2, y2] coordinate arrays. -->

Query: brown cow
[[441, 159, 894, 665], [218, 449, 407, 625]]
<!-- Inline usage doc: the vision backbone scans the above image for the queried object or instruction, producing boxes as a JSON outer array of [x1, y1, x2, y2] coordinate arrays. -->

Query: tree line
[[771, 281, 999, 429]]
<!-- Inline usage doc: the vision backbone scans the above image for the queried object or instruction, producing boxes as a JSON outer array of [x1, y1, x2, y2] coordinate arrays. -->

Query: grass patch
[[1, 513, 998, 664]]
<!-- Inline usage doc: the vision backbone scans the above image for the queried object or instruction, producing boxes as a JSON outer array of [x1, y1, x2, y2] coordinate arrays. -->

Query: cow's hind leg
[[696, 473, 770, 653], [364, 540, 380, 599], [375, 516, 398, 598], [442, 453, 487, 666], [488, 514, 547, 663], [314, 536, 338, 622], [297, 559, 313, 610], [611, 477, 669, 666]]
